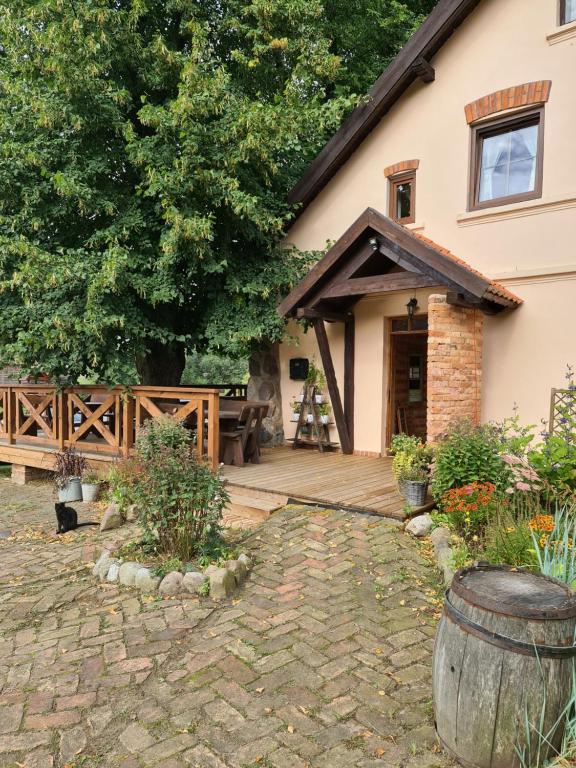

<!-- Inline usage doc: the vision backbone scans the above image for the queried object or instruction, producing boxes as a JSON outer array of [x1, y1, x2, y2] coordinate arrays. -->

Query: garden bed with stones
[[91, 549, 253, 599], [404, 513, 455, 586]]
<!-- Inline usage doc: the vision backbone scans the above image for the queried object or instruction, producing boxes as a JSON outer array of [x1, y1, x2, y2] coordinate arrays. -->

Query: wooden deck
[[222, 445, 410, 520]]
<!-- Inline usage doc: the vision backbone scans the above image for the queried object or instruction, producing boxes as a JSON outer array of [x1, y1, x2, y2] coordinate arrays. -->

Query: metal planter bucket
[[404, 480, 428, 507], [81, 483, 101, 503], [57, 477, 82, 502]]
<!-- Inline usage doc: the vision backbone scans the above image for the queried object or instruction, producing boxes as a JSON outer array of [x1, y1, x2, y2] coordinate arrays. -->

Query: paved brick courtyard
[[0, 477, 452, 768]]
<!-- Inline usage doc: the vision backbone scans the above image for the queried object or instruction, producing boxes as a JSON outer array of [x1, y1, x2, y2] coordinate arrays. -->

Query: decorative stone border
[[404, 514, 455, 586], [430, 527, 455, 586], [92, 550, 253, 599]]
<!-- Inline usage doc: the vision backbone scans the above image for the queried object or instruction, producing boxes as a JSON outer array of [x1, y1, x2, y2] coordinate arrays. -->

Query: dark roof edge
[[288, 0, 482, 213]]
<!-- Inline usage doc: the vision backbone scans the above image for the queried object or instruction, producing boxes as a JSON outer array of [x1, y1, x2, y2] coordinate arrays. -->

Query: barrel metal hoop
[[444, 591, 576, 659], [451, 564, 576, 620]]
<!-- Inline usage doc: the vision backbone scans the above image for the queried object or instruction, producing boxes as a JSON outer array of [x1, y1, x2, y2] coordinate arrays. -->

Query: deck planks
[[222, 446, 408, 520]]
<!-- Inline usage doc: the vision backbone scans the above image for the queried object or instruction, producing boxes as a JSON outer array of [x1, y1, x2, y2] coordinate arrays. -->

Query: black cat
[[55, 502, 98, 534]]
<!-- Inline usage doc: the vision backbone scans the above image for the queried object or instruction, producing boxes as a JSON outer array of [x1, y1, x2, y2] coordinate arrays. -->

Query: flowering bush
[[110, 417, 228, 560], [441, 481, 497, 536], [501, 454, 542, 494]]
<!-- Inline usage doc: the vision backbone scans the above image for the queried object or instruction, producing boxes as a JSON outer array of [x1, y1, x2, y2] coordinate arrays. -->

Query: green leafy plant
[[531, 504, 576, 588], [82, 472, 101, 485], [390, 434, 422, 455], [110, 417, 229, 561], [527, 367, 576, 494], [392, 441, 433, 480], [305, 360, 326, 391], [431, 420, 512, 501], [181, 353, 248, 385], [152, 557, 183, 579], [317, 402, 331, 419], [482, 504, 538, 569]]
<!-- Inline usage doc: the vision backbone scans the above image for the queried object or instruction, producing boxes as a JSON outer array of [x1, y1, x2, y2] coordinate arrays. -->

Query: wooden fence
[[0, 385, 220, 470]]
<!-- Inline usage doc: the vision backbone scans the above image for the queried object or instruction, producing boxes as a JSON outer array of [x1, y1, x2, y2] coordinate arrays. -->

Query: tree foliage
[[0, 0, 435, 383]]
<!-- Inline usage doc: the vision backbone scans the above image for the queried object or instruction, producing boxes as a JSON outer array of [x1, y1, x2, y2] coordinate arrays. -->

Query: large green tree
[[0, 0, 435, 384]]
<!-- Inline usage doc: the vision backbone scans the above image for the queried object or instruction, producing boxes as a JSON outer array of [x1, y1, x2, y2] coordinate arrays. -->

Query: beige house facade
[[277, 0, 576, 457]]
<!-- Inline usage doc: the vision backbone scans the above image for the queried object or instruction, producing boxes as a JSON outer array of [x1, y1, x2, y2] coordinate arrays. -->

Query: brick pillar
[[426, 294, 484, 443]]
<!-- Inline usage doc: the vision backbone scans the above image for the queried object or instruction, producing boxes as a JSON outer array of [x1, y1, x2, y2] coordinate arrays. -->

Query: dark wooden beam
[[446, 291, 503, 315], [296, 307, 351, 323], [344, 317, 355, 453], [309, 242, 381, 308], [313, 319, 352, 454], [410, 56, 435, 83], [321, 272, 438, 300]]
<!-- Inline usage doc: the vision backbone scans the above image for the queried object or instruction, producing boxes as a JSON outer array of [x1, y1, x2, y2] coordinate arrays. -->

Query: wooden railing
[[183, 383, 247, 399], [0, 385, 220, 469]]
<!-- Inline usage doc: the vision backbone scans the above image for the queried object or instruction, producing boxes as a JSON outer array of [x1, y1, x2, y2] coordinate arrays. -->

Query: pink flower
[[515, 481, 531, 492], [505, 487, 515, 494], [502, 454, 522, 465]]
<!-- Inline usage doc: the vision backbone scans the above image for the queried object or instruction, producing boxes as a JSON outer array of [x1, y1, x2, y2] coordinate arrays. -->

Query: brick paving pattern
[[0, 478, 452, 768]]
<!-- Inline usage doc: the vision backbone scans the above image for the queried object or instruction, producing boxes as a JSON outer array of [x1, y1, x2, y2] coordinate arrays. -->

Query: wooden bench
[[220, 401, 269, 467]]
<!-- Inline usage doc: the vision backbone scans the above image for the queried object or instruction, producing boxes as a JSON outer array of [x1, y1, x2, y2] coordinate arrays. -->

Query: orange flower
[[528, 514, 555, 533]]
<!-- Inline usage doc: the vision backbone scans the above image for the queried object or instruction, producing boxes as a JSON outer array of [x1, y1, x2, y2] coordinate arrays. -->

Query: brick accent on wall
[[426, 294, 483, 443], [383, 159, 420, 177], [464, 81, 552, 124]]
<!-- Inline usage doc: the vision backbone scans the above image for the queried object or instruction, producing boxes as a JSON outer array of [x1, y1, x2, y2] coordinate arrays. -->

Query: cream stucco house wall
[[276, 0, 576, 457]]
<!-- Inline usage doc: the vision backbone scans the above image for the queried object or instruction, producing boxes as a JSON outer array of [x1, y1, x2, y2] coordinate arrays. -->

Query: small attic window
[[561, 0, 576, 23], [389, 171, 416, 224]]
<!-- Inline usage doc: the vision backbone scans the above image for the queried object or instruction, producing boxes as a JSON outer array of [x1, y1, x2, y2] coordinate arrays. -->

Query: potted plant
[[290, 402, 301, 422], [392, 439, 434, 498], [318, 403, 331, 425], [306, 411, 314, 424], [400, 465, 429, 507], [54, 447, 87, 502], [81, 471, 102, 502], [306, 360, 327, 402]]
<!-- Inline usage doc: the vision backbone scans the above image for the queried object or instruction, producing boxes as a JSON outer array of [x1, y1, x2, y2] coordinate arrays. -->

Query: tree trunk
[[136, 340, 186, 386], [248, 341, 284, 446]]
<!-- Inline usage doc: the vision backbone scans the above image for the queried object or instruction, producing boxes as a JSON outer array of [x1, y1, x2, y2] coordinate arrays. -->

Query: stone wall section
[[248, 342, 284, 446], [426, 294, 484, 443]]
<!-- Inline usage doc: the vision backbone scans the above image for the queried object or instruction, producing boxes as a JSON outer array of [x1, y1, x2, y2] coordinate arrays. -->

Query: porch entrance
[[387, 314, 428, 446]]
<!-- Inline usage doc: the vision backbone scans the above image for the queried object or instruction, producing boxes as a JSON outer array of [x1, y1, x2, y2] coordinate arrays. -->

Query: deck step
[[228, 492, 286, 514]]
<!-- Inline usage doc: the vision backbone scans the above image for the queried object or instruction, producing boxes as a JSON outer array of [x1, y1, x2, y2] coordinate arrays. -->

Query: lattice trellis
[[549, 388, 576, 435]]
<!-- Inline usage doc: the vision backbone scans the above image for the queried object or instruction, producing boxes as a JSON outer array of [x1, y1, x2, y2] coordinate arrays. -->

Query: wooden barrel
[[433, 565, 576, 768]]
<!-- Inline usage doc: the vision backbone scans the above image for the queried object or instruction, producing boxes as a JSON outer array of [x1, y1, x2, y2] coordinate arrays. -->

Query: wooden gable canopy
[[277, 209, 521, 456], [278, 208, 522, 320]]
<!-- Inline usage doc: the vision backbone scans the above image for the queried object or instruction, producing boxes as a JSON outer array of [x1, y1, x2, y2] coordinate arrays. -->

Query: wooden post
[[313, 318, 352, 454], [344, 316, 355, 453], [207, 393, 219, 470], [58, 390, 66, 450], [7, 387, 14, 445], [122, 394, 135, 458]]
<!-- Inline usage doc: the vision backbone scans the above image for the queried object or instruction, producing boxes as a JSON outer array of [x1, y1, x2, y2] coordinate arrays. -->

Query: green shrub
[[431, 420, 512, 501], [181, 353, 248, 385], [390, 434, 422, 455], [110, 417, 229, 561], [482, 506, 538, 569], [391, 438, 433, 480]]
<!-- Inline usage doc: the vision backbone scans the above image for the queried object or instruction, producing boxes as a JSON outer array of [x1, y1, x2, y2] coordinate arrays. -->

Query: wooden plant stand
[[290, 385, 337, 452]]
